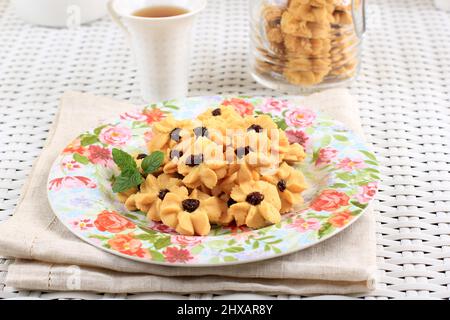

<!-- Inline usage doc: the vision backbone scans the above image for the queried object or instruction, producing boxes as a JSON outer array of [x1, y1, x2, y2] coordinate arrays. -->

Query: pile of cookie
[[257, 0, 359, 86], [118, 105, 308, 236]]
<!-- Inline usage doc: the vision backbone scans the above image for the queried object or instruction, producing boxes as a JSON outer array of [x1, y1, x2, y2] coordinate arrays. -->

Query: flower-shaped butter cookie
[[332, 8, 352, 25], [283, 57, 331, 86], [147, 115, 192, 153], [162, 148, 185, 174], [210, 169, 239, 196], [280, 11, 331, 38], [284, 35, 331, 57], [229, 180, 281, 228], [227, 116, 278, 166], [163, 127, 213, 173], [224, 144, 276, 180], [292, 0, 334, 6], [118, 187, 138, 204], [288, 1, 334, 22], [197, 105, 244, 127], [196, 107, 245, 147], [133, 174, 186, 222], [159, 189, 211, 236], [124, 193, 138, 211], [244, 114, 278, 137], [273, 129, 306, 163], [190, 120, 230, 149], [261, 162, 307, 213], [211, 157, 265, 199], [177, 137, 228, 189], [230, 115, 277, 154], [190, 189, 232, 226], [263, 5, 285, 55]]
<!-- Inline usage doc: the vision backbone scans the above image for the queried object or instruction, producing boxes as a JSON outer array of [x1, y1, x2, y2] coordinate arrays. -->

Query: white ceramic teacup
[[434, 0, 450, 11], [11, 0, 108, 27], [108, 0, 207, 103]]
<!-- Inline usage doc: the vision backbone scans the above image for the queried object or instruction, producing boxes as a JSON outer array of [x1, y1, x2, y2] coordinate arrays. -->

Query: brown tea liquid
[[133, 6, 189, 18]]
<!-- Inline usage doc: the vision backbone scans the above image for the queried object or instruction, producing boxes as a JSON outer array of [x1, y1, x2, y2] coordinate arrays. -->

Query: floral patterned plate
[[47, 96, 379, 266]]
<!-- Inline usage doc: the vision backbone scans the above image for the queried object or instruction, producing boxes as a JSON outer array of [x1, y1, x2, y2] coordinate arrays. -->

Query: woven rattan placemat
[[0, 0, 449, 299]]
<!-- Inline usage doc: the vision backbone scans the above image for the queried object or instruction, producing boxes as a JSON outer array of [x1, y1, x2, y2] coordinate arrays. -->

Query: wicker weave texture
[[0, 0, 450, 299]]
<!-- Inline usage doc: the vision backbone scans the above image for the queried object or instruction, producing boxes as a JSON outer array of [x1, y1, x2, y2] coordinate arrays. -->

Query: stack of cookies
[[257, 0, 359, 86], [118, 105, 308, 236], [329, 0, 358, 78]]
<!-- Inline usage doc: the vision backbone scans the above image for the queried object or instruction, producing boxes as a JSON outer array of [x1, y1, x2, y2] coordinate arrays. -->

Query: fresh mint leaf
[[112, 148, 137, 171], [112, 170, 143, 193], [141, 151, 164, 174], [111, 149, 145, 193], [111, 174, 131, 193]]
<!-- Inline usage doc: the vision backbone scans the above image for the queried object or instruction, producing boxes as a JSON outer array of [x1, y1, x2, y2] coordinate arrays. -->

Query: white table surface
[[1, 0, 450, 299]]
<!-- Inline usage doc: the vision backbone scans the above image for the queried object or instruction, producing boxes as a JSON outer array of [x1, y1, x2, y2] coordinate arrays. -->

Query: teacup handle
[[107, 0, 130, 39]]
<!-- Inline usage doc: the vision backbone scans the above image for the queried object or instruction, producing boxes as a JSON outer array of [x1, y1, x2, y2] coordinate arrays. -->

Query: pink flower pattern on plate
[[222, 98, 254, 116], [315, 147, 338, 166], [48, 176, 97, 191], [99, 126, 132, 146], [290, 218, 321, 232], [285, 108, 316, 128], [260, 98, 288, 113], [356, 182, 378, 203], [336, 157, 365, 171], [163, 247, 193, 263], [120, 110, 147, 122], [62, 160, 80, 171], [151, 222, 177, 234], [70, 218, 94, 230], [285, 129, 309, 149], [87, 145, 113, 167], [171, 235, 203, 246]]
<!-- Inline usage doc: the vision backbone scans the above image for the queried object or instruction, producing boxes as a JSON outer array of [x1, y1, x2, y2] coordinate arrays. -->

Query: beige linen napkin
[[0, 89, 377, 294]]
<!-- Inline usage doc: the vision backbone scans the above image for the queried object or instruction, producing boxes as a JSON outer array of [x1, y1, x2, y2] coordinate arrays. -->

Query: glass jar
[[249, 0, 366, 93]]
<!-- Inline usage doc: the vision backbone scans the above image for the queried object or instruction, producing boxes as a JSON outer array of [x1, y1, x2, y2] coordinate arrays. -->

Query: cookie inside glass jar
[[251, 0, 363, 91]]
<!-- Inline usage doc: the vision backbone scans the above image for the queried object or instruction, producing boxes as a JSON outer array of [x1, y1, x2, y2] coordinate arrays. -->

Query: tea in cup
[[108, 0, 207, 102]]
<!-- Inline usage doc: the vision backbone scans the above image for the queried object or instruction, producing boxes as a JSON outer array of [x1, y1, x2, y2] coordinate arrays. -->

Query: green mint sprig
[[111, 148, 164, 193], [112, 148, 137, 171], [141, 151, 164, 174]]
